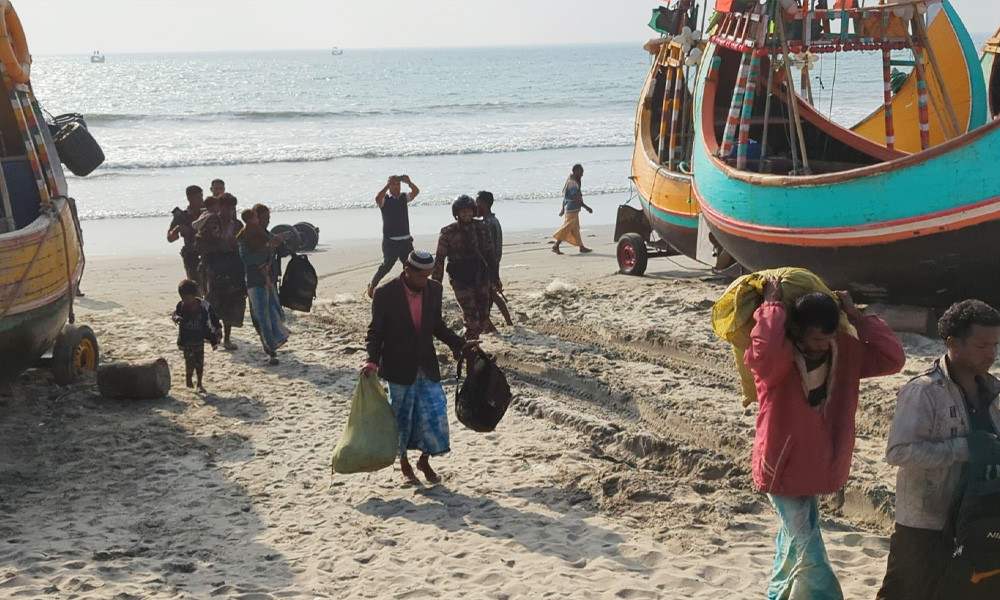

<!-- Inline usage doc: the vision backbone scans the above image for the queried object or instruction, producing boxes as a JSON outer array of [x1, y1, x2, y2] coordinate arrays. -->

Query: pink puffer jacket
[[745, 302, 905, 497]]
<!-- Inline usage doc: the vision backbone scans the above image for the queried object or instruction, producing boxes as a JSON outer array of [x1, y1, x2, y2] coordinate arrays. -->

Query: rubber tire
[[293, 222, 319, 251], [271, 224, 301, 253], [617, 233, 648, 276], [51, 324, 100, 385]]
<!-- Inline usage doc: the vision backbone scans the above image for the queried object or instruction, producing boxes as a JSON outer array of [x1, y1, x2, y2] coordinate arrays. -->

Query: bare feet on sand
[[551, 245, 562, 255], [416, 453, 441, 484], [580, 247, 592, 253], [399, 456, 421, 486]]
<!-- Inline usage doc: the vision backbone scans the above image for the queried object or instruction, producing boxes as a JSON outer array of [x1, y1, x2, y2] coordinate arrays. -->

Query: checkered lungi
[[387, 371, 450, 457]]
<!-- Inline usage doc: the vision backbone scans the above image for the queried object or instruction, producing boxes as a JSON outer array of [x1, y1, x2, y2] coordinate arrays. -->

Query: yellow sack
[[711, 267, 857, 407], [331, 373, 399, 474]]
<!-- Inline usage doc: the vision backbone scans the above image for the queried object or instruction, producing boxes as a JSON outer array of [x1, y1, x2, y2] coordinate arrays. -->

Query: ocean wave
[[77, 99, 633, 125], [78, 185, 631, 220], [96, 141, 633, 170]]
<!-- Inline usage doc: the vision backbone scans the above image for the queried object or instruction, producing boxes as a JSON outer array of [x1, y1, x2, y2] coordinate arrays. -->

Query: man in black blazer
[[363, 250, 477, 485]]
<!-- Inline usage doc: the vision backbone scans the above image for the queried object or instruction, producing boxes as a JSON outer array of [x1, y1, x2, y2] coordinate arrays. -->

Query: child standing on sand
[[172, 279, 222, 391]]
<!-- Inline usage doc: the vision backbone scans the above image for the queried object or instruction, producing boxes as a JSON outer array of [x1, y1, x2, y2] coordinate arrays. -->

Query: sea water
[[25, 39, 988, 255]]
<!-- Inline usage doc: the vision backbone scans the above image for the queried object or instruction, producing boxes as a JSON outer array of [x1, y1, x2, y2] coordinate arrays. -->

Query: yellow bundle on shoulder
[[711, 267, 857, 406]]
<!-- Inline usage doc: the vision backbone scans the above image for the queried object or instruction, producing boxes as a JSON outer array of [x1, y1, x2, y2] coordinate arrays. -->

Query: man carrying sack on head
[[746, 275, 904, 599], [362, 250, 479, 486]]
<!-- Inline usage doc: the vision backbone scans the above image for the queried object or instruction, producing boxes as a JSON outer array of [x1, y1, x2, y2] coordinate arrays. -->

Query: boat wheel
[[616, 233, 648, 276], [52, 324, 100, 385]]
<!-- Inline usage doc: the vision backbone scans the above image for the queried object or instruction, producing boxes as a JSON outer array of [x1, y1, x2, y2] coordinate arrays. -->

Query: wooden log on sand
[[97, 358, 171, 399]]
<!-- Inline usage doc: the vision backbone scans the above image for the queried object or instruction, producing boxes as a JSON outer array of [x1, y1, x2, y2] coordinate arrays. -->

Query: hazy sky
[[14, 0, 1000, 55]]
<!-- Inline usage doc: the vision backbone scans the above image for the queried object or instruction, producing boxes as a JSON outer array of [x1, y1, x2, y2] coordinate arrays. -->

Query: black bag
[[279, 253, 317, 312], [946, 437, 1000, 599], [446, 258, 486, 287], [455, 350, 512, 432], [953, 465, 1000, 587]]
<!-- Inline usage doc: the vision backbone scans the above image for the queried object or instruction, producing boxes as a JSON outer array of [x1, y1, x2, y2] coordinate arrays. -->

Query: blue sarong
[[247, 284, 288, 353], [387, 372, 450, 457], [767, 494, 844, 600]]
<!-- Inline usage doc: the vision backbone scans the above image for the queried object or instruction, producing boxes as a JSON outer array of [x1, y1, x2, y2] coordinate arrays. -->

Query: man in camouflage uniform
[[433, 195, 501, 340]]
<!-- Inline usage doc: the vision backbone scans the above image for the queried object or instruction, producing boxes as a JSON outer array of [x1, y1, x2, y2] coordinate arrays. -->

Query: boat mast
[[911, 14, 961, 138], [773, 2, 811, 174]]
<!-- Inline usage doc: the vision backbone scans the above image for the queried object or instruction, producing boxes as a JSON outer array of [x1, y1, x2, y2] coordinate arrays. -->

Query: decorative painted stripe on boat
[[694, 182, 1000, 247], [636, 195, 698, 229]]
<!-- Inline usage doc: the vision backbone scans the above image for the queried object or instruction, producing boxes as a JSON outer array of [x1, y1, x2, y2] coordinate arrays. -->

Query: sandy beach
[[0, 220, 945, 599]]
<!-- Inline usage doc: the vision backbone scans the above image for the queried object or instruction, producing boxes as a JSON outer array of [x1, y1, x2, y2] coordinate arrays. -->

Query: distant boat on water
[[331, 47, 343, 56], [90, 50, 104, 63]]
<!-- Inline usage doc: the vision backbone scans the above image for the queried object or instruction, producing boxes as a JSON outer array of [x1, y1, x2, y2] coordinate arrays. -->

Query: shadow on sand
[[0, 378, 299, 597], [355, 484, 645, 571]]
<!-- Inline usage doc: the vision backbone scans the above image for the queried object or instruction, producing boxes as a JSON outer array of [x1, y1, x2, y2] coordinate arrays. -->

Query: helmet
[[451, 194, 476, 219]]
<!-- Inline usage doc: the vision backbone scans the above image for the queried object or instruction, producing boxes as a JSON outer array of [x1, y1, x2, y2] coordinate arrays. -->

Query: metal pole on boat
[[736, 55, 761, 171], [912, 38, 931, 150], [880, 10, 896, 151], [911, 15, 961, 139], [759, 55, 777, 173], [775, 9, 811, 174], [658, 45, 677, 163], [902, 25, 951, 142], [680, 62, 696, 166], [720, 52, 751, 159], [668, 43, 685, 168]]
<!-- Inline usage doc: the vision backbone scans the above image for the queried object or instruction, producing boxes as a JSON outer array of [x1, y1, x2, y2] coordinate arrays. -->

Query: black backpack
[[951, 461, 1000, 595], [455, 350, 512, 432], [279, 253, 317, 312]]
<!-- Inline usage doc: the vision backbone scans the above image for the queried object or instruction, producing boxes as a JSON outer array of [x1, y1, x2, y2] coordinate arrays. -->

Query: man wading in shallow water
[[362, 250, 478, 485], [368, 174, 419, 299]]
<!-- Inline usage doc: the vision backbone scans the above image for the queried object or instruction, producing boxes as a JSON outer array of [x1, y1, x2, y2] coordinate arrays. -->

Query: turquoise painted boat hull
[[692, 38, 1000, 306], [635, 192, 699, 259]]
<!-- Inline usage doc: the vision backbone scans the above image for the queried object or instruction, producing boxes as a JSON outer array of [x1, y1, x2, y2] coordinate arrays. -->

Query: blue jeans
[[767, 494, 843, 600]]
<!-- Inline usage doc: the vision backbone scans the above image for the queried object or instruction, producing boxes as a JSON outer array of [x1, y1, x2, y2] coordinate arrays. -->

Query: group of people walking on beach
[[167, 179, 290, 389], [358, 163, 595, 483], [745, 276, 1000, 600], [156, 164, 1000, 597]]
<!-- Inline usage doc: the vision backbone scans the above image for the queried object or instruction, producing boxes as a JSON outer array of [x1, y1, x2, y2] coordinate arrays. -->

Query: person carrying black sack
[[877, 299, 1000, 600], [432, 195, 502, 340]]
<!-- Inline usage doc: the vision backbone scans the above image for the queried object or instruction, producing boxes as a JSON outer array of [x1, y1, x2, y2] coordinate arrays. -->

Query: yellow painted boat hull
[[0, 196, 84, 382], [631, 42, 700, 258]]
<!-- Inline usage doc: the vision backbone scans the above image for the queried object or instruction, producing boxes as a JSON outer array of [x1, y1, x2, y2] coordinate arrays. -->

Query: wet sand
[[0, 222, 943, 598]]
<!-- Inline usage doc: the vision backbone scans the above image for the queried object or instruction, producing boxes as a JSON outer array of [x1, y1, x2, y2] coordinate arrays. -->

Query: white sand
[[0, 223, 940, 599]]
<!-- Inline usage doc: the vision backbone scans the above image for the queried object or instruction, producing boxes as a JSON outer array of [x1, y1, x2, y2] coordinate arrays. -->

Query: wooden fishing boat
[[692, 0, 1000, 307], [618, 1, 737, 275], [0, 0, 103, 385], [618, 0, 972, 277]]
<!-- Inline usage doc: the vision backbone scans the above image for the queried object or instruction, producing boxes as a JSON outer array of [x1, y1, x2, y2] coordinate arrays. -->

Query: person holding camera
[[368, 174, 420, 298], [167, 184, 205, 285]]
